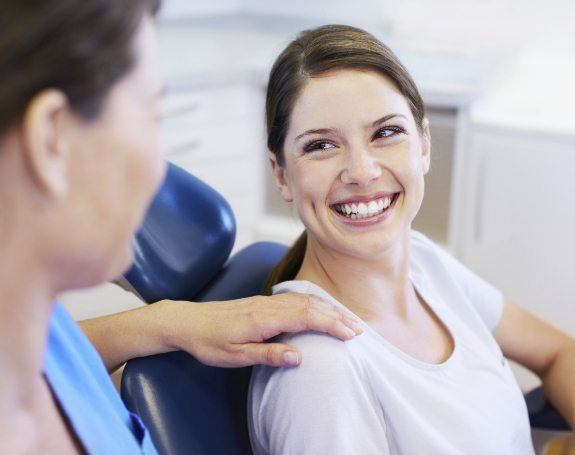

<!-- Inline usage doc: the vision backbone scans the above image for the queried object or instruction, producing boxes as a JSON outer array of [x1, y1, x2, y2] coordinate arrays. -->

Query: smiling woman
[[250, 24, 575, 455], [262, 26, 428, 293]]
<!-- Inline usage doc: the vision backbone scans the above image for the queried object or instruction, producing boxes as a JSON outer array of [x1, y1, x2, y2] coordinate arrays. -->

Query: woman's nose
[[340, 148, 382, 186]]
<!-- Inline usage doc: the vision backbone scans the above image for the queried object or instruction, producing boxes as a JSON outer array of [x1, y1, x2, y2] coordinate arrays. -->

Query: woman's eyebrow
[[371, 113, 407, 127], [294, 114, 407, 142], [294, 127, 340, 142]]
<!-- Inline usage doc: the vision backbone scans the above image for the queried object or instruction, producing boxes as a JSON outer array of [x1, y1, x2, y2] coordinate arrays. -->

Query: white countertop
[[157, 13, 495, 109]]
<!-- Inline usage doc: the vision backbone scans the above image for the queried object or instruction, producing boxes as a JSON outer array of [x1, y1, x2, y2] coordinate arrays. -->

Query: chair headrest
[[124, 162, 236, 303]]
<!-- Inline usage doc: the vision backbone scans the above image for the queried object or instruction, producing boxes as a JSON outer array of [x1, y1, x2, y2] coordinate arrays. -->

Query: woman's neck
[[295, 230, 417, 321], [0, 240, 56, 422]]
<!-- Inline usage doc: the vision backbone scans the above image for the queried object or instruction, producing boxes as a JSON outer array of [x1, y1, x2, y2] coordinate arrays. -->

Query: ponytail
[[262, 231, 307, 295]]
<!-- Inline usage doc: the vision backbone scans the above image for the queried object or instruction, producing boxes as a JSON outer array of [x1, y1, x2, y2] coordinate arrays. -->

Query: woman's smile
[[330, 192, 401, 227]]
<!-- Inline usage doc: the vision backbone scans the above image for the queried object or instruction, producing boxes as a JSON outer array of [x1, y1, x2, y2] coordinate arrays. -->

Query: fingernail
[[345, 317, 363, 335], [346, 314, 362, 325], [283, 351, 300, 366], [344, 327, 356, 339]]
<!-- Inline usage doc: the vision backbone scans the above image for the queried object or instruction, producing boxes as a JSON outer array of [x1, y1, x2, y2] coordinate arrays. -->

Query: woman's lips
[[330, 193, 400, 226]]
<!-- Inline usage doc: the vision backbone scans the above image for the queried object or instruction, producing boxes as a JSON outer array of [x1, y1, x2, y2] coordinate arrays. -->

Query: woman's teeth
[[334, 196, 394, 219]]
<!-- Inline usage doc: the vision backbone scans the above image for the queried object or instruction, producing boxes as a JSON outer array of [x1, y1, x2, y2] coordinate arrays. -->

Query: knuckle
[[224, 343, 240, 355], [333, 305, 345, 320], [242, 306, 259, 325], [304, 294, 315, 312], [301, 296, 315, 322], [264, 347, 278, 365], [228, 345, 250, 366]]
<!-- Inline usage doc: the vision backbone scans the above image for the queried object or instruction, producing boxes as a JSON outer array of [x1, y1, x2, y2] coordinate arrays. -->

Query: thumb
[[240, 343, 302, 367]]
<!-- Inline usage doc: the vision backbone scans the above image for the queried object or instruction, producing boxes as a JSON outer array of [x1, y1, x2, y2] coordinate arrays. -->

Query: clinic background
[[61, 0, 575, 393]]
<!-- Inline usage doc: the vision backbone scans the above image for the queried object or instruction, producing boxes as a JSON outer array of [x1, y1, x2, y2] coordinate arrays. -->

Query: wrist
[[148, 299, 201, 356]]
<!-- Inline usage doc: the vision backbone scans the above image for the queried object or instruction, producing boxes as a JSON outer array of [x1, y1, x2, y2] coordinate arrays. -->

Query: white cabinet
[[456, 126, 575, 336], [162, 82, 267, 252]]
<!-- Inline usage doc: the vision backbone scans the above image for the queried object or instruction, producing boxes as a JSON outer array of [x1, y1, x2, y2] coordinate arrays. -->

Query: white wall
[[159, 0, 241, 20], [241, 0, 389, 28], [370, 0, 573, 53], [161, 0, 574, 54]]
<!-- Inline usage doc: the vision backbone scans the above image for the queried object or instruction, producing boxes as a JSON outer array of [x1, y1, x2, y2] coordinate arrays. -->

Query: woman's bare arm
[[79, 293, 363, 372], [493, 300, 575, 429]]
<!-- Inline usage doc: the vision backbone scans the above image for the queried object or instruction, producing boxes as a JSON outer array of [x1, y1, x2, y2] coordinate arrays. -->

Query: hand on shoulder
[[156, 292, 363, 368]]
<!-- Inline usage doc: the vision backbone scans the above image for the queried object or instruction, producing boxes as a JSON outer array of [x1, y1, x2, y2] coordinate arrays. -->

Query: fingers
[[271, 292, 363, 341], [236, 343, 302, 368], [185, 293, 364, 369]]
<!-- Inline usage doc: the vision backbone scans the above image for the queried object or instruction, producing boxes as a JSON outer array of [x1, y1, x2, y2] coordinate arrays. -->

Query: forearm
[[79, 300, 176, 373], [79, 292, 362, 371], [541, 339, 575, 429]]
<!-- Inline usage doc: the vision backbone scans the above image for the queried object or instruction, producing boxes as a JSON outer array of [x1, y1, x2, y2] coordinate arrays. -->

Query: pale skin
[[0, 17, 361, 453], [269, 68, 575, 430]]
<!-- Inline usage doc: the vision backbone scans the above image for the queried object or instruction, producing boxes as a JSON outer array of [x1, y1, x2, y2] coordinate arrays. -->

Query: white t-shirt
[[248, 230, 534, 455]]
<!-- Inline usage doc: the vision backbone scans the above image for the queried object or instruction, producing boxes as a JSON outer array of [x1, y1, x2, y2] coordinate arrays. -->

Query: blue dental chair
[[120, 162, 570, 455]]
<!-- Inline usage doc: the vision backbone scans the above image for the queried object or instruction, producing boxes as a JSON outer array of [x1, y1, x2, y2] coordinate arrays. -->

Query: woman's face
[[272, 69, 430, 260], [63, 16, 166, 284]]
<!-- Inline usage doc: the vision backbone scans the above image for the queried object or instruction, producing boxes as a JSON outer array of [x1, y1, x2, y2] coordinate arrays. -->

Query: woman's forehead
[[289, 69, 412, 133]]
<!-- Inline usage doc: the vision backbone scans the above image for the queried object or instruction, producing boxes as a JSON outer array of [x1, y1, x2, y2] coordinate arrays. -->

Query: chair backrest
[[124, 162, 236, 304], [120, 162, 288, 454]]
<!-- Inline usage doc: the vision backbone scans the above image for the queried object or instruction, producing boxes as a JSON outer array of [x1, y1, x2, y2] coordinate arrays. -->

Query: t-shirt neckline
[[273, 277, 459, 371]]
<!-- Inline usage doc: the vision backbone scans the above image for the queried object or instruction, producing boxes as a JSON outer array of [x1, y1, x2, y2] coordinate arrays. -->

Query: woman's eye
[[304, 140, 336, 153], [373, 126, 405, 140]]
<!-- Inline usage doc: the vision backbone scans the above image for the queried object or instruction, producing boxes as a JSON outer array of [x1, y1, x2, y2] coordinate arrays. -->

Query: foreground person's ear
[[21, 89, 71, 200], [268, 151, 293, 202]]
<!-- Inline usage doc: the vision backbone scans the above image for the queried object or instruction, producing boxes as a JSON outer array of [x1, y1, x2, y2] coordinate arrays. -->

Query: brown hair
[[262, 24, 426, 295], [0, 0, 161, 136]]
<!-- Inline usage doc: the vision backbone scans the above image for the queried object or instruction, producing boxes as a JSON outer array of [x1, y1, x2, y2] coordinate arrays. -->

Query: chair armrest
[[525, 386, 571, 431]]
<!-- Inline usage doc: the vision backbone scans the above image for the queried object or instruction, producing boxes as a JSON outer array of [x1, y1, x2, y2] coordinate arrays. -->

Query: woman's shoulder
[[290, 330, 358, 361], [249, 330, 368, 434], [255, 330, 360, 381], [250, 331, 368, 414]]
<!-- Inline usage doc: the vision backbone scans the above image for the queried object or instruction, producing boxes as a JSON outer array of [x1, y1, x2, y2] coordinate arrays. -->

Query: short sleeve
[[248, 332, 390, 455], [412, 231, 504, 331]]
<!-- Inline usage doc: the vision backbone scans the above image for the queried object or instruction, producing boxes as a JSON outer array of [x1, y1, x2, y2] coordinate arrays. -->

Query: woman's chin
[[115, 245, 135, 277], [88, 244, 134, 288], [325, 218, 409, 260]]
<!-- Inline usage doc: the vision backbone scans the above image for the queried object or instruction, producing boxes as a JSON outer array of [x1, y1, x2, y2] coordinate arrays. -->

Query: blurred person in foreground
[[0, 2, 363, 452]]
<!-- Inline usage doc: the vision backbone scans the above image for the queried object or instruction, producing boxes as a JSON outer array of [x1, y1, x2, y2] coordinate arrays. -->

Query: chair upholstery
[[525, 387, 571, 431], [124, 162, 236, 304], [120, 163, 570, 455], [122, 242, 287, 455], [120, 160, 287, 454]]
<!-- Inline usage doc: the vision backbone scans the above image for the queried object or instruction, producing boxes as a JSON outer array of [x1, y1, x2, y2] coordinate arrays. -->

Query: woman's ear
[[420, 118, 431, 175], [21, 89, 71, 200], [268, 152, 293, 202]]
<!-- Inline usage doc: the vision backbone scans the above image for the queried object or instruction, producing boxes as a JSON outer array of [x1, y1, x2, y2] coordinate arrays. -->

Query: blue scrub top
[[43, 302, 158, 454]]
